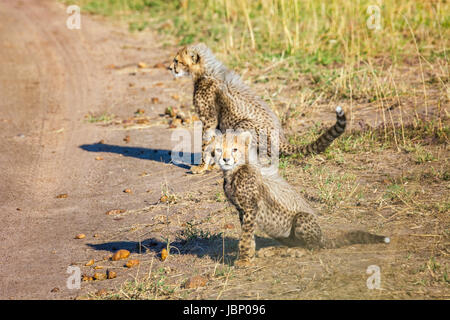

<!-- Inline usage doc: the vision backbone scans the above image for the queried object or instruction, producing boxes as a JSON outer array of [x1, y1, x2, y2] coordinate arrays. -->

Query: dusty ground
[[0, 0, 448, 300]]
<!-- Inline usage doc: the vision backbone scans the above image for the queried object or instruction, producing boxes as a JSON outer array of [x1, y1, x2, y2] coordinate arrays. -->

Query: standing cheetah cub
[[168, 43, 346, 174], [213, 131, 390, 267]]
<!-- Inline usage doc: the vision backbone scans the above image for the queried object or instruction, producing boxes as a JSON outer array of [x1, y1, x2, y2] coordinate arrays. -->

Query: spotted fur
[[213, 131, 390, 266], [168, 43, 346, 174]]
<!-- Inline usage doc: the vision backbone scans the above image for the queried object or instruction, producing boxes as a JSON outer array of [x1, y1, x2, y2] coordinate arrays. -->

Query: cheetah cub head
[[168, 44, 206, 78], [213, 131, 253, 172]]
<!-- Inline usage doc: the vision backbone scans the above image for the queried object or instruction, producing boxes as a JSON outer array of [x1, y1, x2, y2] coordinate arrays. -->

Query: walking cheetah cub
[[213, 131, 390, 267], [168, 43, 346, 174]]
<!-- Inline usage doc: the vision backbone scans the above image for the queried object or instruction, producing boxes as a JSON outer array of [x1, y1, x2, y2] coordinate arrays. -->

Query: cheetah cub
[[168, 43, 346, 174], [213, 131, 390, 267]]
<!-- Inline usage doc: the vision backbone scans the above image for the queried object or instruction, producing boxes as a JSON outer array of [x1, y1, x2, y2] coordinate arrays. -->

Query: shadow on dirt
[[79, 143, 201, 169], [86, 236, 280, 264]]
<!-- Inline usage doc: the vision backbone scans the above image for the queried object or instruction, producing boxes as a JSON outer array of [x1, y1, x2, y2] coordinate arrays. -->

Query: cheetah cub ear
[[190, 52, 200, 64]]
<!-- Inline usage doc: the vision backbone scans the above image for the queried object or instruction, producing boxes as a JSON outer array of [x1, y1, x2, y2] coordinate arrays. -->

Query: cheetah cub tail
[[323, 230, 390, 249], [281, 106, 346, 156]]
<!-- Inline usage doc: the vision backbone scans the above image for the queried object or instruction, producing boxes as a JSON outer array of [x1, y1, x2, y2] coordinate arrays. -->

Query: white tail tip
[[336, 106, 343, 115], [384, 237, 390, 244]]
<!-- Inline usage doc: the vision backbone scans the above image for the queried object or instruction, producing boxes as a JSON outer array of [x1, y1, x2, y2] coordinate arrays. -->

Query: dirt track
[[0, 0, 212, 299]]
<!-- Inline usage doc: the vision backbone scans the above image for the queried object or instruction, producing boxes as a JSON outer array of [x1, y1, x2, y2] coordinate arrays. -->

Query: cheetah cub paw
[[190, 164, 209, 174], [191, 162, 219, 174]]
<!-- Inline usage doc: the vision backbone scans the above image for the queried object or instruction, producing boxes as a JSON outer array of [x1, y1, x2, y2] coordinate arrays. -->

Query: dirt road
[[0, 0, 214, 299]]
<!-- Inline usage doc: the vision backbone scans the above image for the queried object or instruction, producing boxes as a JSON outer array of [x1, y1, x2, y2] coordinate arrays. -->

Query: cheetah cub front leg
[[235, 208, 257, 268], [190, 123, 219, 174], [190, 147, 214, 174]]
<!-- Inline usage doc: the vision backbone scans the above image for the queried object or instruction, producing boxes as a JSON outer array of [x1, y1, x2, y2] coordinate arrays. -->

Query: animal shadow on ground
[[79, 142, 201, 170], [87, 236, 280, 265]]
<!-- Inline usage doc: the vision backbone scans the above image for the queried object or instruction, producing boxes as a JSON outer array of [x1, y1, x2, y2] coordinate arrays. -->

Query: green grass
[[180, 221, 222, 241], [66, 0, 448, 65]]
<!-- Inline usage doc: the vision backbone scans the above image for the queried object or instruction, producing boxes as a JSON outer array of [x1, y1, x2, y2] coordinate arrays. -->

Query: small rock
[[82, 275, 93, 282], [223, 223, 234, 230], [123, 188, 132, 194], [85, 259, 94, 266], [107, 270, 117, 279], [96, 289, 108, 296], [137, 62, 148, 68], [125, 259, 140, 268], [171, 118, 182, 126], [184, 275, 208, 289], [105, 209, 125, 215], [51, 287, 59, 293], [56, 193, 68, 199], [112, 249, 130, 261], [93, 273, 107, 281], [75, 234, 86, 239], [135, 118, 149, 125], [161, 248, 168, 261]]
